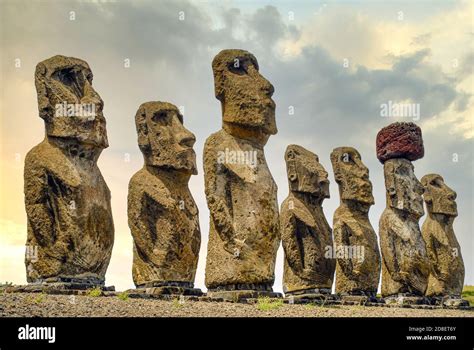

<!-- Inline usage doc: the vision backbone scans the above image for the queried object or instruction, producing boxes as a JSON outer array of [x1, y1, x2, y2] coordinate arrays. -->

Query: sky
[[0, 0, 472, 293]]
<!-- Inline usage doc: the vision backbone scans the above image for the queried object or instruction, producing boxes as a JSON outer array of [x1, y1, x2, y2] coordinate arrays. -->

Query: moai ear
[[330, 150, 342, 183], [135, 106, 150, 153], [334, 168, 343, 183], [286, 150, 298, 182], [420, 176, 433, 204], [35, 62, 51, 121], [384, 161, 397, 199]]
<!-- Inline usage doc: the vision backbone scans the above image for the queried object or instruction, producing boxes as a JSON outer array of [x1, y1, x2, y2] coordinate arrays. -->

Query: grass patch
[[33, 292, 46, 304], [172, 297, 185, 308], [256, 297, 283, 311], [462, 285, 474, 306], [87, 287, 102, 297], [117, 291, 129, 301]]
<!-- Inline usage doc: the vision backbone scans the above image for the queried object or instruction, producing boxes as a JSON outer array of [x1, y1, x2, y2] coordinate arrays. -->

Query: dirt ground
[[0, 293, 472, 317]]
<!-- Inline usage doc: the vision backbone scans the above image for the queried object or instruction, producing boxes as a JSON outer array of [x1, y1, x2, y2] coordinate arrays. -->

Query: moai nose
[[178, 126, 196, 148], [448, 191, 457, 200], [262, 78, 274, 97]]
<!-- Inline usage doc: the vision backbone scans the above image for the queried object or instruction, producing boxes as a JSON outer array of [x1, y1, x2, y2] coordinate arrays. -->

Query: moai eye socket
[[152, 111, 168, 124], [341, 153, 352, 163], [52, 67, 85, 97], [228, 58, 248, 75]]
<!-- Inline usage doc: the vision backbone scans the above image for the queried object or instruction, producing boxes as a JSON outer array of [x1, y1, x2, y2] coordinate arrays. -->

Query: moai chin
[[24, 55, 114, 289], [281, 145, 335, 297], [127, 101, 202, 296], [421, 174, 467, 307], [204, 49, 281, 300], [330, 147, 381, 300], [377, 122, 430, 303]]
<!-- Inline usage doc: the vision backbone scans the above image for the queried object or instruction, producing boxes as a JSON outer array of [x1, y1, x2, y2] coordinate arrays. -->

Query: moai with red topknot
[[377, 122, 430, 305]]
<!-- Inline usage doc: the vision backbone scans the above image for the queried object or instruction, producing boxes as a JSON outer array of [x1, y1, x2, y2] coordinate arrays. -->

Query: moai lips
[[127, 102, 202, 296], [376, 122, 424, 163], [24, 55, 114, 289]]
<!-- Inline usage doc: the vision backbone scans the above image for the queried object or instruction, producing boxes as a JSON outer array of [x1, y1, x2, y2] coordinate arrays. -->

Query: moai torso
[[376, 122, 430, 297], [204, 49, 280, 290], [204, 130, 279, 287], [24, 55, 113, 284], [128, 102, 200, 287], [421, 174, 464, 297], [331, 147, 380, 296], [379, 201, 429, 296], [281, 145, 335, 293]]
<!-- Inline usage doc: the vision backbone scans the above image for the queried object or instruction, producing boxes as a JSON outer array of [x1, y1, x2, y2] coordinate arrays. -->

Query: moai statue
[[330, 147, 381, 302], [421, 174, 467, 307], [127, 101, 202, 296], [377, 122, 430, 304], [24, 55, 114, 291], [281, 145, 335, 299], [204, 49, 281, 300]]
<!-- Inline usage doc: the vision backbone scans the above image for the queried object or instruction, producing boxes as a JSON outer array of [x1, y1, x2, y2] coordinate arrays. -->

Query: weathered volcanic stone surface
[[330, 147, 380, 296], [24, 55, 114, 287], [379, 158, 430, 297], [204, 49, 280, 293], [281, 145, 335, 294], [376, 122, 424, 163], [421, 174, 465, 298], [128, 102, 201, 290]]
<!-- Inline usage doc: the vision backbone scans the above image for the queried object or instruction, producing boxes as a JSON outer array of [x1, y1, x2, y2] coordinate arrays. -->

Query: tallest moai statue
[[204, 49, 281, 300], [24, 55, 114, 290]]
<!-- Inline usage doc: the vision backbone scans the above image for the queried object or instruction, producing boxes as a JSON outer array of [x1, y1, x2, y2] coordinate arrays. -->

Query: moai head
[[384, 158, 424, 218], [212, 49, 277, 138], [421, 174, 457, 217], [330, 147, 374, 205], [35, 55, 108, 148], [135, 101, 197, 175], [285, 145, 329, 200]]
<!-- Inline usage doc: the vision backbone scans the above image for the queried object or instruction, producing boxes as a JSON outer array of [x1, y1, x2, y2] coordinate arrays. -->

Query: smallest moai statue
[[281, 145, 336, 301], [421, 174, 468, 308]]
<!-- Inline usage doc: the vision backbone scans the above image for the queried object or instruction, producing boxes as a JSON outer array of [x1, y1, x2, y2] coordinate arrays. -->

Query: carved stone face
[[286, 145, 330, 199], [212, 49, 277, 136], [384, 158, 424, 218], [421, 174, 457, 216], [35, 55, 108, 148], [330, 147, 374, 205], [135, 101, 197, 174]]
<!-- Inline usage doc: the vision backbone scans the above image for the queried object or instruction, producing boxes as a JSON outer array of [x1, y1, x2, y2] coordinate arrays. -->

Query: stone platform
[[126, 281, 203, 300], [0, 277, 115, 296]]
